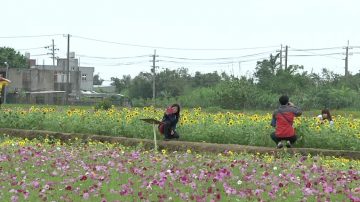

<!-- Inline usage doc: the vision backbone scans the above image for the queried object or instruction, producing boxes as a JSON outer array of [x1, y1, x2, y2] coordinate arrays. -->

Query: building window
[[82, 74, 87, 81]]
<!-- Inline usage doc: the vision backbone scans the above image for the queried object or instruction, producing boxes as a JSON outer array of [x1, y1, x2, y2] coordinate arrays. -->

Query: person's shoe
[[277, 142, 283, 149], [285, 141, 292, 148]]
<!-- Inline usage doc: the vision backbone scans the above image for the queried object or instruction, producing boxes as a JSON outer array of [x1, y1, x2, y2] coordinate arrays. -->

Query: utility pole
[[152, 49, 158, 107], [76, 57, 81, 100], [238, 62, 241, 79], [345, 40, 349, 77], [46, 39, 59, 67], [151, 49, 159, 153], [280, 44, 283, 69], [285, 45, 288, 70], [276, 44, 283, 69], [65, 34, 70, 105]]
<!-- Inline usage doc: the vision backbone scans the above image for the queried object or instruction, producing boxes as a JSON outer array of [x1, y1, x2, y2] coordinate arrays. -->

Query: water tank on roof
[[69, 52, 75, 58]]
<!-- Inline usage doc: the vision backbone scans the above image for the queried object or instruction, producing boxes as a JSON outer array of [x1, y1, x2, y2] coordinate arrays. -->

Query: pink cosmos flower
[[83, 192, 90, 199]]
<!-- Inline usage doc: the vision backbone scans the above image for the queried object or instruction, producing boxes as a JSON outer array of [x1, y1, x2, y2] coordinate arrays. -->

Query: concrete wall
[[29, 69, 56, 91], [3, 68, 56, 92], [79, 66, 94, 91], [26, 92, 65, 104], [33, 58, 94, 91], [1, 54, 95, 103], [6, 68, 24, 92]]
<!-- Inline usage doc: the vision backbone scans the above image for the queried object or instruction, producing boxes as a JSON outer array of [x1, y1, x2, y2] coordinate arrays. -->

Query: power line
[[0, 34, 63, 38], [80, 61, 149, 66], [17, 46, 48, 51], [30, 54, 49, 57], [159, 56, 267, 65], [290, 47, 343, 51], [289, 52, 344, 57], [290, 50, 343, 59], [77, 54, 150, 60], [160, 51, 275, 61], [72, 35, 278, 51]]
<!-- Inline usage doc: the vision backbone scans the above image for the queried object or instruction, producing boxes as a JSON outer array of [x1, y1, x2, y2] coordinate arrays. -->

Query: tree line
[[0, 47, 358, 110], [109, 54, 360, 110]]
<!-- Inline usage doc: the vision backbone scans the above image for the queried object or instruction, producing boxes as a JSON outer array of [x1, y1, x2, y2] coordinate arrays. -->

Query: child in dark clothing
[[160, 104, 181, 141]]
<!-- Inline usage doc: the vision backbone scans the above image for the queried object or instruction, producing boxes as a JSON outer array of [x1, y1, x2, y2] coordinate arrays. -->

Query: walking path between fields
[[1, 128, 359, 159]]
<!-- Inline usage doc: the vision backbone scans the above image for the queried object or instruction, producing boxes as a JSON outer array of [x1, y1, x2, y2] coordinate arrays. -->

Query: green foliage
[[107, 54, 360, 110], [178, 87, 217, 108], [94, 99, 112, 111], [193, 71, 222, 87], [129, 72, 153, 99], [111, 75, 131, 94], [93, 73, 104, 85], [1, 106, 359, 151], [1, 136, 358, 201], [0, 47, 27, 68]]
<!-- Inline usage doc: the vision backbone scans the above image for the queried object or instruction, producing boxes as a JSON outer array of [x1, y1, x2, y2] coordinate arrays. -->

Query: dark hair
[[279, 95, 289, 105], [321, 109, 332, 121], [170, 103, 181, 117]]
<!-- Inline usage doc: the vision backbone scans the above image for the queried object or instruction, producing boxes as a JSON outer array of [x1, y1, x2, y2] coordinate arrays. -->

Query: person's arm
[[169, 115, 178, 135], [270, 113, 276, 127], [288, 102, 302, 117], [293, 107, 302, 117], [0, 78, 11, 83]]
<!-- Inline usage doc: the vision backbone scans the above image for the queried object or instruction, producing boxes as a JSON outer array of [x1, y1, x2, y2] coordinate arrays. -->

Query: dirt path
[[1, 128, 360, 159]]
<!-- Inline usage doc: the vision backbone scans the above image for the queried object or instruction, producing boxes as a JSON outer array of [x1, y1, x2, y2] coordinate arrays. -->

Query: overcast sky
[[1, 0, 360, 81]]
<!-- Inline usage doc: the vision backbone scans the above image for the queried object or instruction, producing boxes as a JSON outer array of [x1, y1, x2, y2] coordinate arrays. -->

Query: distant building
[[93, 80, 116, 93], [0, 52, 94, 104]]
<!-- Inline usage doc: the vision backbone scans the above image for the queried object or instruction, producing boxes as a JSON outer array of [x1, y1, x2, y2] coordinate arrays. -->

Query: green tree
[[93, 73, 104, 85], [254, 54, 279, 90], [128, 72, 153, 99], [214, 78, 260, 109], [111, 75, 131, 94], [0, 47, 27, 68], [156, 68, 190, 97], [193, 71, 222, 87]]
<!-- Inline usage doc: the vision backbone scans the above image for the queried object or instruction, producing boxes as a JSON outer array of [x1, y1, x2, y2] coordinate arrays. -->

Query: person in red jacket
[[270, 95, 302, 148]]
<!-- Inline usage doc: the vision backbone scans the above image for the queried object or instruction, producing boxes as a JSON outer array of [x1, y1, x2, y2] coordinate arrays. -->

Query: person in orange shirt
[[0, 75, 11, 107]]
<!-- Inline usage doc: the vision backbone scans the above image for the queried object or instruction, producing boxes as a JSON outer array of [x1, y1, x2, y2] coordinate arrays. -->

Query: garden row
[[0, 136, 359, 201], [0, 106, 359, 151]]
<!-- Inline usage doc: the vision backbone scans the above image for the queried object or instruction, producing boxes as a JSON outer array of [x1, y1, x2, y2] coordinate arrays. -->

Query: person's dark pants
[[163, 122, 179, 139], [270, 132, 297, 145]]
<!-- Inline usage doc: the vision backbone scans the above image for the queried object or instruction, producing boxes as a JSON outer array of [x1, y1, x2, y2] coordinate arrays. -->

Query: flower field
[[0, 137, 359, 201], [0, 106, 359, 150]]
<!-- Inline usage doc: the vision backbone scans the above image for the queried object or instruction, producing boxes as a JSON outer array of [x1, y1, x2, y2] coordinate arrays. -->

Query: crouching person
[[160, 104, 181, 141], [270, 95, 302, 148]]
